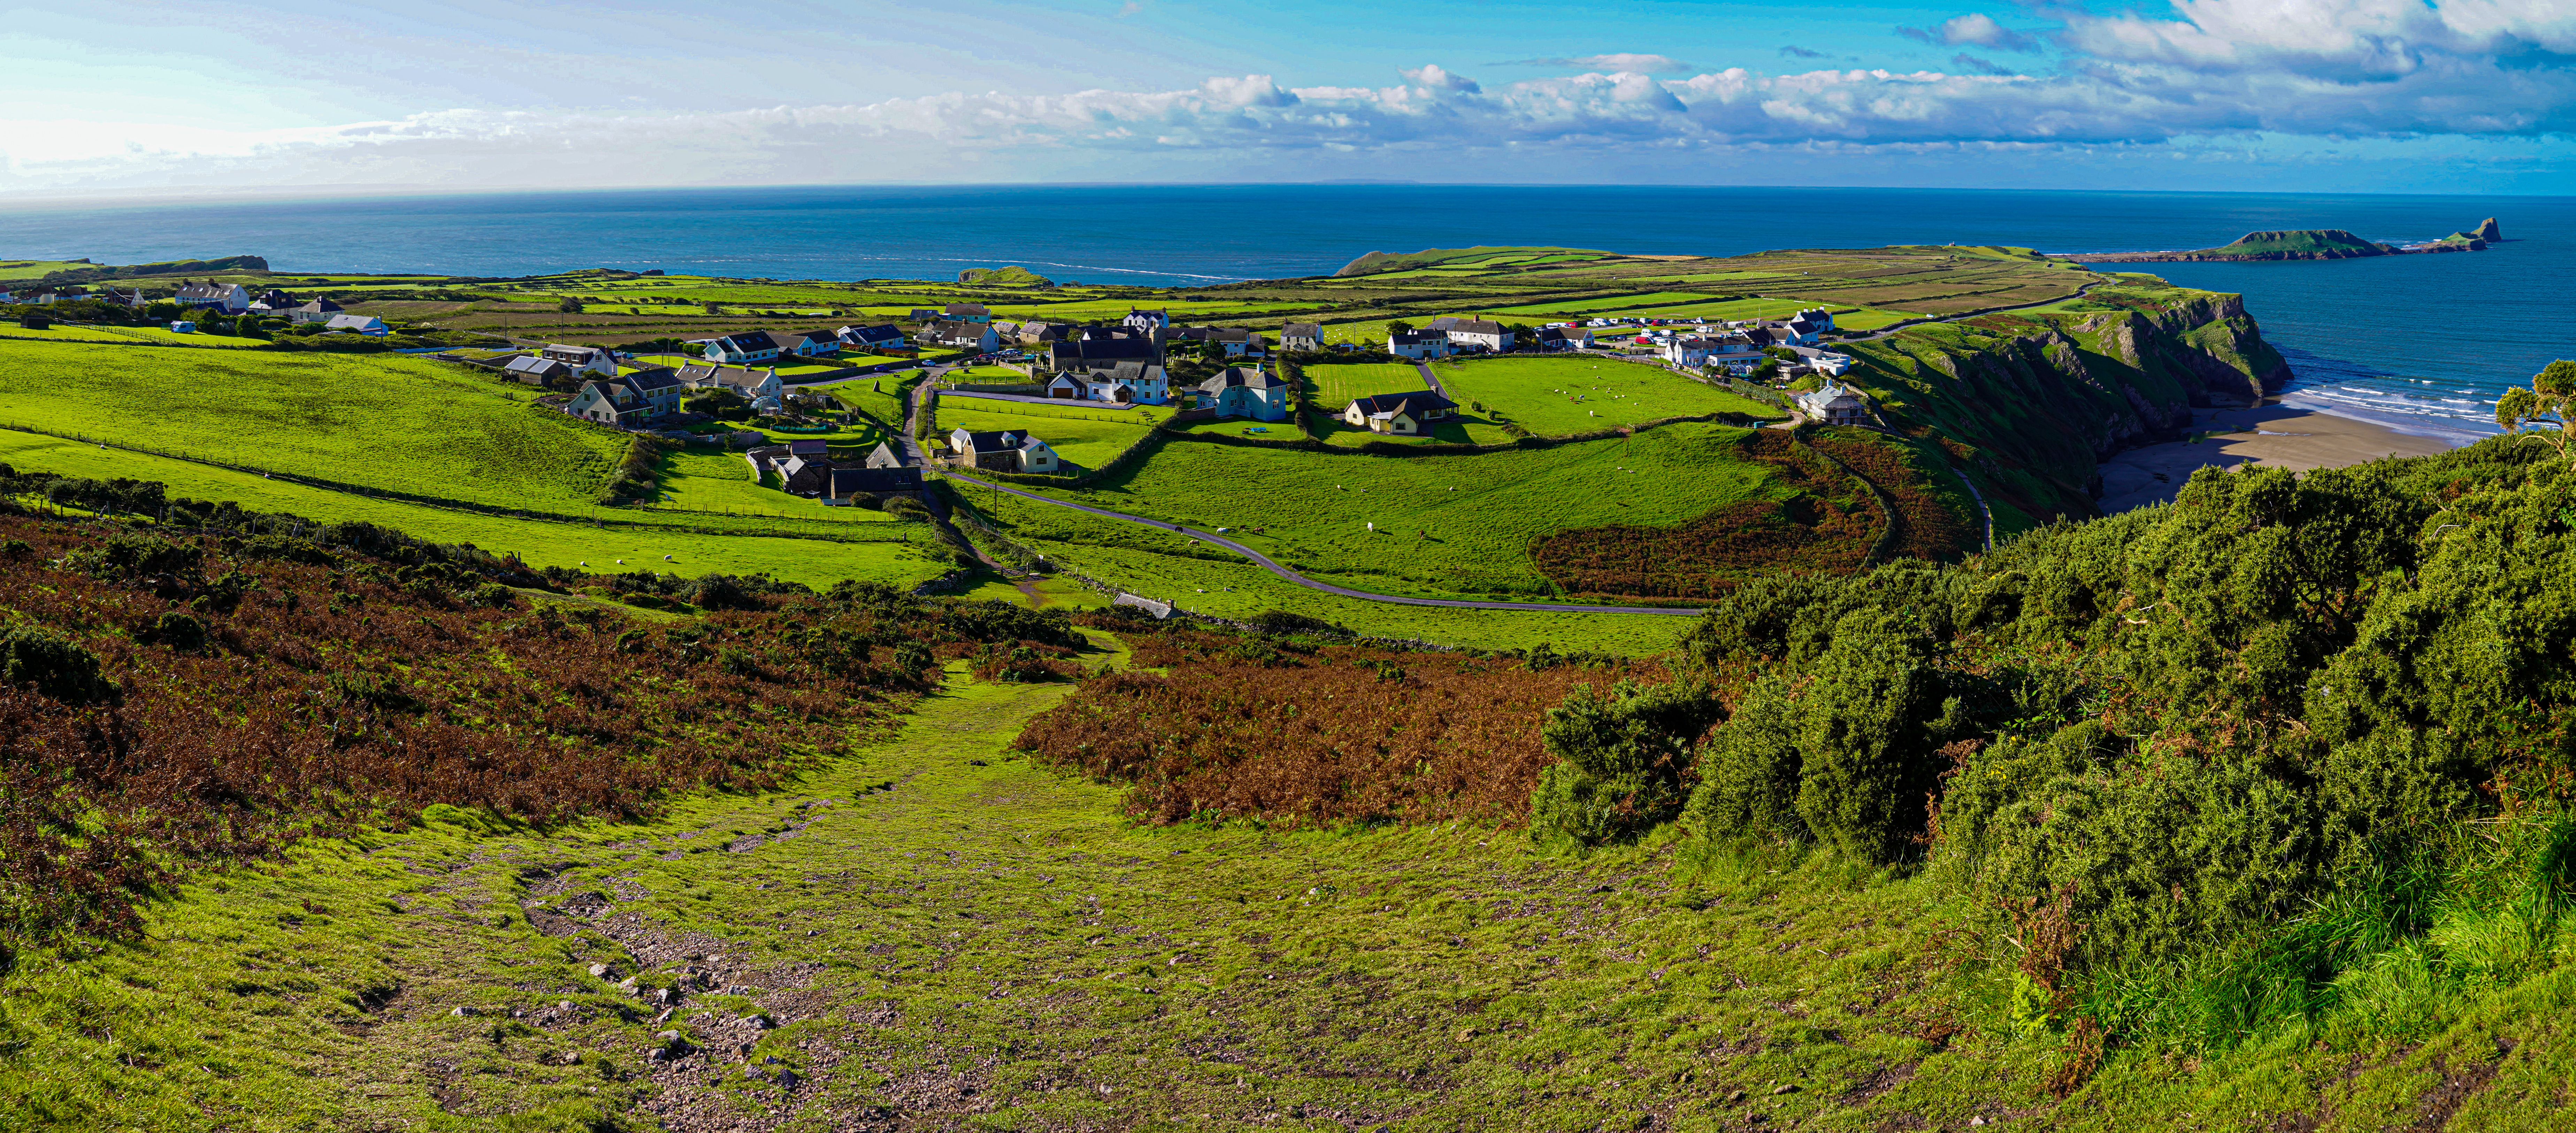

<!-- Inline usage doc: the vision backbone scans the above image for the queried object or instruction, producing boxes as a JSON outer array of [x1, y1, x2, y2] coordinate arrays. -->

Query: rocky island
[[2055, 217, 2502, 262]]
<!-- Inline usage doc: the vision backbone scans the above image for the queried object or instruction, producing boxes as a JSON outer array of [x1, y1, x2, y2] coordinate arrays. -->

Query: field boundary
[[0, 421, 922, 546]]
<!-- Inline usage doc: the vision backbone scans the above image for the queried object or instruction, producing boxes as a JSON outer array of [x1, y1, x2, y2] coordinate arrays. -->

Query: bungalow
[[1199, 365, 1289, 421], [172, 280, 251, 313], [1281, 322, 1322, 351], [1083, 360, 1170, 404], [1796, 381, 1869, 426], [1445, 319, 1514, 353], [565, 368, 687, 428], [837, 324, 906, 351], [674, 362, 784, 414], [828, 465, 923, 501], [772, 329, 841, 358], [943, 302, 991, 324], [1530, 327, 1581, 352], [324, 313, 389, 336], [921, 320, 1000, 353], [288, 298, 344, 325], [705, 330, 783, 365], [948, 427, 1060, 474], [1122, 308, 1170, 333], [1387, 330, 1451, 360], [503, 355, 573, 385], [539, 343, 618, 376], [1343, 390, 1458, 435]]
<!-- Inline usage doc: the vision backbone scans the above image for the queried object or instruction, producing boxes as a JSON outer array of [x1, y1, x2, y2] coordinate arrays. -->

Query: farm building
[[504, 355, 572, 385], [828, 465, 924, 502]]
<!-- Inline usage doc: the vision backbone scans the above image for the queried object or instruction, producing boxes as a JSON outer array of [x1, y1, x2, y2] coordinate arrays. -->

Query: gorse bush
[[1530, 679, 1722, 845], [1667, 436, 2576, 1046]]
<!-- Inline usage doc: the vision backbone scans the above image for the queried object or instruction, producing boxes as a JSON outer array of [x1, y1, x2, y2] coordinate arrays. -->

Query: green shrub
[[67, 533, 200, 581], [0, 625, 114, 704], [1528, 679, 1723, 845], [147, 611, 209, 652]]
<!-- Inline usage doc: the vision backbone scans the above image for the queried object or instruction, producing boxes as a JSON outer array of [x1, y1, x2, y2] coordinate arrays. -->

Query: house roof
[[1282, 322, 1322, 338], [623, 367, 682, 393], [1208, 327, 1257, 343], [174, 281, 239, 299], [773, 330, 836, 348], [926, 320, 989, 340], [295, 299, 343, 314], [711, 330, 780, 353], [1423, 317, 1461, 332], [674, 363, 776, 392], [864, 441, 904, 469], [953, 428, 1024, 455], [1389, 331, 1445, 346], [1348, 390, 1457, 418], [944, 303, 989, 316], [324, 313, 383, 330], [830, 466, 923, 495], [1200, 366, 1286, 392], [1095, 360, 1167, 385], [1450, 319, 1508, 336], [505, 355, 569, 377], [839, 323, 903, 341]]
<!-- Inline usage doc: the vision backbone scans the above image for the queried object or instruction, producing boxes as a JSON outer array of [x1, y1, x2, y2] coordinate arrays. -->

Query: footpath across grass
[[1433, 356, 1782, 436], [0, 338, 629, 515]]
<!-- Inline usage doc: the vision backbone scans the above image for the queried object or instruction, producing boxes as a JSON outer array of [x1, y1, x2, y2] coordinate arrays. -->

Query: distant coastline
[[2056, 218, 2504, 263]]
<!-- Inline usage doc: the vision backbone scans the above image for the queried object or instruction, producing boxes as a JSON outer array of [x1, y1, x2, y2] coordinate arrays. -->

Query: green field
[[932, 397, 1163, 469], [993, 422, 1787, 600], [0, 339, 629, 514], [1481, 290, 1724, 316], [648, 448, 912, 524], [1432, 356, 1783, 435], [0, 431, 946, 588], [1, 322, 271, 348], [1303, 361, 1433, 408]]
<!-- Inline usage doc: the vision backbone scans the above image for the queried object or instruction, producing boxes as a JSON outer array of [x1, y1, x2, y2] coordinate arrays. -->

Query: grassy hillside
[[2207, 228, 2389, 255], [0, 339, 629, 514], [994, 423, 1794, 600]]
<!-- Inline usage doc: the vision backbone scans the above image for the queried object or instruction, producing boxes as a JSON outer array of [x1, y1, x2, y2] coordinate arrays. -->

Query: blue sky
[[5, 0, 2574, 198]]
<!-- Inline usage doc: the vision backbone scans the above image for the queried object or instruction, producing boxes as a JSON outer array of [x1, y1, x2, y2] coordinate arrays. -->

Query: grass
[[0, 322, 272, 348], [981, 422, 1791, 601], [0, 431, 949, 588], [932, 398, 1162, 470], [1432, 357, 1784, 436], [0, 339, 630, 515], [648, 448, 911, 524], [1303, 362, 1434, 408]]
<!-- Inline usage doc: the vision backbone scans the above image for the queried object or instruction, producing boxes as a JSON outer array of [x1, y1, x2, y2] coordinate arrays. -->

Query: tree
[[559, 296, 585, 313], [1386, 320, 1414, 336], [2496, 359, 2574, 463]]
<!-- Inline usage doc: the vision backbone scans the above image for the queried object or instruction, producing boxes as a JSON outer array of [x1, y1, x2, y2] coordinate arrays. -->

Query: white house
[[675, 363, 784, 415], [1796, 381, 1869, 426], [1662, 337, 1712, 367], [1795, 307, 1837, 331], [1445, 319, 1514, 353], [1281, 322, 1323, 351], [948, 427, 1059, 473], [1206, 327, 1264, 357], [705, 331, 783, 365], [1387, 330, 1450, 360], [172, 280, 250, 313], [288, 298, 343, 325], [539, 343, 618, 377], [324, 313, 389, 336], [1084, 360, 1170, 404], [771, 330, 841, 357], [1122, 308, 1170, 333], [921, 321, 1000, 352], [1343, 390, 1459, 435]]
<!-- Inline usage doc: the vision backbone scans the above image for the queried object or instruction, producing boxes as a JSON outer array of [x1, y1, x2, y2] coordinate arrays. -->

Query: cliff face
[[1838, 289, 2289, 523]]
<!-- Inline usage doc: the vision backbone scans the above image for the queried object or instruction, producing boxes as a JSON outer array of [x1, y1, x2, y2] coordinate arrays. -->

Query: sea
[[4, 185, 2568, 443]]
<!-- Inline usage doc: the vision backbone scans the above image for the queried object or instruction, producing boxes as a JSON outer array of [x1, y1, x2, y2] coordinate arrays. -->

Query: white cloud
[[1397, 64, 1481, 93], [1899, 13, 2041, 54]]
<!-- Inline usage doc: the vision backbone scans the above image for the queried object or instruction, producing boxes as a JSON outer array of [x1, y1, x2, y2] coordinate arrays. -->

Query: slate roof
[[944, 303, 989, 318], [830, 466, 923, 495], [1281, 322, 1322, 339], [1449, 319, 1508, 336], [711, 330, 781, 354], [840, 323, 904, 343], [1389, 331, 1446, 347], [1200, 366, 1286, 391], [1347, 390, 1458, 418]]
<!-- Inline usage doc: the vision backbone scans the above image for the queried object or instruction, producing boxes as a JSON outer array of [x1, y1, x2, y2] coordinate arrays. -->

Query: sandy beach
[[2095, 401, 2465, 512]]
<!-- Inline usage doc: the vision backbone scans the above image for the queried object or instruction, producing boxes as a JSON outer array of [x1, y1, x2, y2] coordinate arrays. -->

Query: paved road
[[945, 471, 1704, 616]]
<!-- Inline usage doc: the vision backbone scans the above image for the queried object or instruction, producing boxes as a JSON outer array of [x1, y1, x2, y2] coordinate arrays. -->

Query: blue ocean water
[[3, 185, 2566, 440]]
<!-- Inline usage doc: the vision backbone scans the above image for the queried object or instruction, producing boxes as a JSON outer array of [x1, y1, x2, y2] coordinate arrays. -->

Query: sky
[[3, 0, 2574, 199]]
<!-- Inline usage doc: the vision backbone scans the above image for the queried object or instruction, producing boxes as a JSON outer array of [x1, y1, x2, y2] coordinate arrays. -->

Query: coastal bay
[[2095, 401, 2460, 512]]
